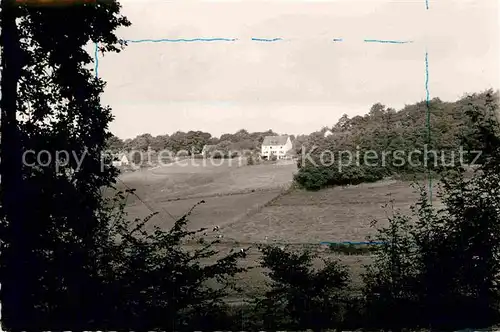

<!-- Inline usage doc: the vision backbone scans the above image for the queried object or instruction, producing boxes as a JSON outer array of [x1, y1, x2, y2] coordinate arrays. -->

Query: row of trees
[[295, 91, 499, 190], [107, 129, 295, 155]]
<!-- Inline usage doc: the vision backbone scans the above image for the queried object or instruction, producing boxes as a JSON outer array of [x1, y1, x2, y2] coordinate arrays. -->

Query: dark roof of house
[[262, 135, 289, 146]]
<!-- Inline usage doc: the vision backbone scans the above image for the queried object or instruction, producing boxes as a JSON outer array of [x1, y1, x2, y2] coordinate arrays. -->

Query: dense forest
[[295, 91, 499, 189]]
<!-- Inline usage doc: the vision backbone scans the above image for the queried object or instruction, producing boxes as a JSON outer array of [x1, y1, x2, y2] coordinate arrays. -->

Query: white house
[[261, 135, 293, 160], [324, 129, 333, 138]]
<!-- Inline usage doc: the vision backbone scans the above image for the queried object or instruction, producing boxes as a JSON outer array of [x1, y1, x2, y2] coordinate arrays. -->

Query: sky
[[97, 0, 500, 139]]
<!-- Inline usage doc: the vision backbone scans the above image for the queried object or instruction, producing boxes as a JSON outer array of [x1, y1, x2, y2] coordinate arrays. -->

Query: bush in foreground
[[61, 198, 247, 330], [253, 245, 351, 331]]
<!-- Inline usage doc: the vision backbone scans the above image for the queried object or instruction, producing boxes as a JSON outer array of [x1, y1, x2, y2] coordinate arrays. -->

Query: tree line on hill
[[107, 129, 302, 164], [107, 128, 302, 156], [3, 1, 500, 330], [294, 90, 499, 190]]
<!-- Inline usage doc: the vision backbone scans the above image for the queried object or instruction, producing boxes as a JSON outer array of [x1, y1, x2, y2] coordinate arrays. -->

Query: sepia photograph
[[0, 0, 499, 330]]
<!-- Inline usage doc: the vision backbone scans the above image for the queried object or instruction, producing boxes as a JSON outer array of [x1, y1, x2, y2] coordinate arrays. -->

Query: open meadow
[[112, 158, 442, 299]]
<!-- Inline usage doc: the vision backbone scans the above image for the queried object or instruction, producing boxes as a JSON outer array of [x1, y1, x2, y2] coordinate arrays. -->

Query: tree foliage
[[362, 91, 500, 330], [295, 91, 498, 190], [254, 245, 351, 331], [0, 2, 247, 330], [1, 1, 130, 328], [111, 128, 282, 155], [90, 199, 247, 330]]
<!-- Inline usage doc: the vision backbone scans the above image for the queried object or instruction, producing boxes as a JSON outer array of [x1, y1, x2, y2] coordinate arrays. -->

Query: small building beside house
[[261, 135, 293, 160]]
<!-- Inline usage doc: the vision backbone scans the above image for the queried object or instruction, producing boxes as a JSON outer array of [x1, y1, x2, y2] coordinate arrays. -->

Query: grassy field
[[223, 179, 442, 244], [115, 159, 297, 231], [113, 159, 442, 299]]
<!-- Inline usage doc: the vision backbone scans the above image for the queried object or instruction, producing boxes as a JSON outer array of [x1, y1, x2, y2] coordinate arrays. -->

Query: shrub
[[294, 163, 388, 191], [87, 199, 247, 330], [253, 245, 351, 331], [328, 243, 379, 255], [294, 166, 331, 191]]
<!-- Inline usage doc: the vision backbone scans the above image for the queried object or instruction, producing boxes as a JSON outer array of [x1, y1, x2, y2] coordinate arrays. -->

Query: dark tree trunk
[[1, 1, 32, 330]]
